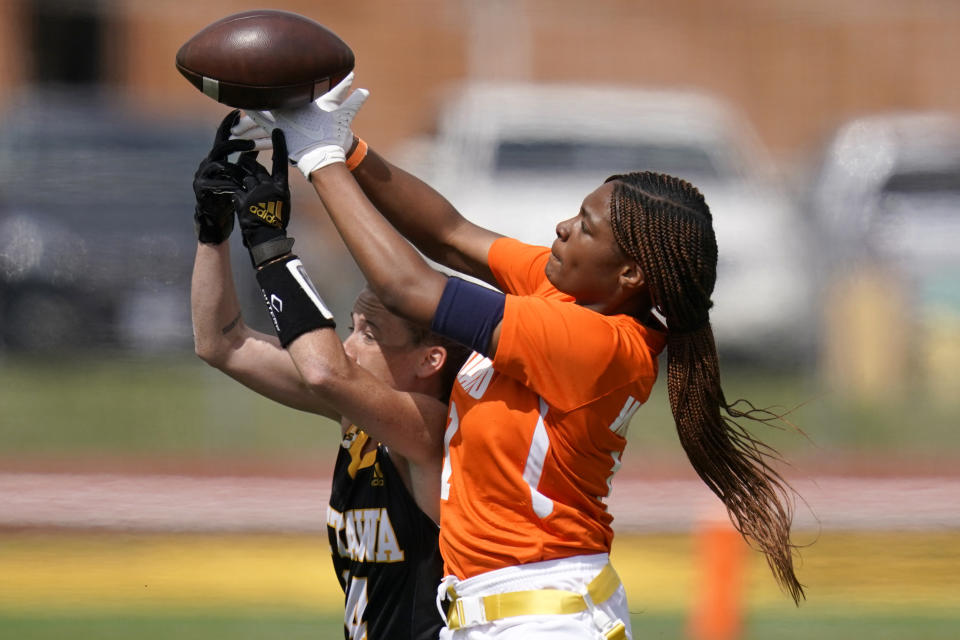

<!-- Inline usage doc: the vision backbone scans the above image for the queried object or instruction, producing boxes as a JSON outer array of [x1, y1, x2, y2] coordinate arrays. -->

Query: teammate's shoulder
[[613, 312, 667, 355]]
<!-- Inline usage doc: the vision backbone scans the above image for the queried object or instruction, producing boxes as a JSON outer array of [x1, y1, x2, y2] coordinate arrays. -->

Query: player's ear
[[618, 260, 644, 290], [417, 345, 446, 379]]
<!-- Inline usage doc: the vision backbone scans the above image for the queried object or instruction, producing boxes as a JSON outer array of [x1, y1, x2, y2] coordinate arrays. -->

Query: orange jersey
[[439, 238, 666, 579]]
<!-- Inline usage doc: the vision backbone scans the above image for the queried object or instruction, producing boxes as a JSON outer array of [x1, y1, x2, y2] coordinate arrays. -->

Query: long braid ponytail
[[607, 171, 805, 604]]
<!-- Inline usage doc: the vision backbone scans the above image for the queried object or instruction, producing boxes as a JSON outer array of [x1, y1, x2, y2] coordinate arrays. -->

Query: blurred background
[[0, 0, 958, 638]]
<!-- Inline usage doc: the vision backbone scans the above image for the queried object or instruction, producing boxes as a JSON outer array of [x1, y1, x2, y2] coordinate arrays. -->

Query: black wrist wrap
[[249, 236, 295, 268], [255, 255, 336, 347]]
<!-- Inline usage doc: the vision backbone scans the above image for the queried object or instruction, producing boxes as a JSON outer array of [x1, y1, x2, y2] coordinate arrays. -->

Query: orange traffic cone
[[688, 518, 746, 640]]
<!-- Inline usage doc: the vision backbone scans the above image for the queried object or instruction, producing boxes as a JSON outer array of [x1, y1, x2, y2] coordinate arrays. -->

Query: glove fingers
[[246, 110, 277, 134], [341, 88, 370, 117], [213, 110, 241, 146], [332, 71, 355, 94], [231, 114, 262, 136], [238, 150, 260, 164], [209, 137, 255, 162], [238, 153, 270, 184], [236, 150, 261, 175], [270, 129, 289, 185], [231, 114, 273, 149], [326, 71, 353, 99], [319, 71, 355, 108], [197, 162, 234, 181], [249, 136, 274, 151]]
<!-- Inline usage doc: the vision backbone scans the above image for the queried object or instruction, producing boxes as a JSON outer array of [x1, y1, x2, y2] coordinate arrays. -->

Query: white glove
[[230, 114, 273, 151], [245, 72, 370, 178], [231, 74, 366, 154]]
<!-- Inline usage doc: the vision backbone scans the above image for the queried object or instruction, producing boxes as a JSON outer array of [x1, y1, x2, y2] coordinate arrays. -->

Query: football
[[175, 10, 354, 110]]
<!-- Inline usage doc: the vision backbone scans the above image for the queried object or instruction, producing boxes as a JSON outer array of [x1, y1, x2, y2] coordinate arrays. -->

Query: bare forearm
[[309, 163, 447, 327], [351, 148, 497, 282], [191, 242, 244, 363], [190, 241, 340, 420], [288, 330, 445, 471], [351, 149, 456, 255]]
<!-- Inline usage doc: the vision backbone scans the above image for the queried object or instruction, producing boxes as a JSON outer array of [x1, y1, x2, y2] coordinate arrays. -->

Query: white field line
[[0, 473, 958, 533]]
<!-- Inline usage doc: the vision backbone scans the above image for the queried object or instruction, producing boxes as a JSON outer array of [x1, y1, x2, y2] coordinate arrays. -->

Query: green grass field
[[2, 354, 959, 468], [0, 530, 957, 639], [0, 612, 957, 640], [2, 356, 959, 638]]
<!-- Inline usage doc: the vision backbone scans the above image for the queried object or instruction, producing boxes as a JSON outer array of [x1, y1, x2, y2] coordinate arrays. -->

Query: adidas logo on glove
[[250, 201, 284, 226]]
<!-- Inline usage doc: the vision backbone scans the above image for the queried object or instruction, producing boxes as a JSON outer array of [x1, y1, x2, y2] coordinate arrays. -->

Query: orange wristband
[[346, 137, 368, 171]]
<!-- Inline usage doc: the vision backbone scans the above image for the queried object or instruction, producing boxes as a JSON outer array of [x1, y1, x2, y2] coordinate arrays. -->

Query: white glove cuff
[[297, 145, 347, 178]]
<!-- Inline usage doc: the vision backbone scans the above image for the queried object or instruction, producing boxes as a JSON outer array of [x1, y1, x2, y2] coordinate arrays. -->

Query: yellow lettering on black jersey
[[326, 506, 405, 563]]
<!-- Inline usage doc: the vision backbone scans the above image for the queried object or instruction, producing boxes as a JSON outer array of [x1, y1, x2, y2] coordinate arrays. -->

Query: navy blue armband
[[431, 276, 505, 357]]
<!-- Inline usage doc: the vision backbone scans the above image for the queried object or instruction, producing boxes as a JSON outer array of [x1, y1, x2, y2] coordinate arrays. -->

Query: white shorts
[[436, 553, 632, 640]]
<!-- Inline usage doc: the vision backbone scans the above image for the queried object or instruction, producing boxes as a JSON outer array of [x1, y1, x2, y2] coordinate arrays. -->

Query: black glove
[[193, 110, 256, 244], [236, 128, 294, 267]]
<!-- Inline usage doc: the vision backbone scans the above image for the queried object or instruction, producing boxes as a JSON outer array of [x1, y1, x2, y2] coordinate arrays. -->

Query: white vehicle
[[396, 83, 816, 365], [808, 111, 960, 316]]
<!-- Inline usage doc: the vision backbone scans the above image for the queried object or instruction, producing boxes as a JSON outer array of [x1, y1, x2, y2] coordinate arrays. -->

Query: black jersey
[[327, 425, 444, 640]]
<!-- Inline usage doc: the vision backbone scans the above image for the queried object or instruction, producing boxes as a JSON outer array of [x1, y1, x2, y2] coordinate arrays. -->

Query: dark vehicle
[[0, 90, 262, 353]]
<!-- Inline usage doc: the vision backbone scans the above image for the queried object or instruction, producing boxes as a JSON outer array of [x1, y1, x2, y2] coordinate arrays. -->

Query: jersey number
[[344, 576, 369, 640], [440, 402, 459, 501], [440, 398, 554, 519]]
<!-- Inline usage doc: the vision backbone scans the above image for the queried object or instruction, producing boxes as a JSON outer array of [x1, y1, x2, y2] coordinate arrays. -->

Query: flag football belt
[[445, 563, 626, 639]]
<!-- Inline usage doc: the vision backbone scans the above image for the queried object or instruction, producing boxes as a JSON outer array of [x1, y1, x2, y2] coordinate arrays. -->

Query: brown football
[[175, 10, 354, 110]]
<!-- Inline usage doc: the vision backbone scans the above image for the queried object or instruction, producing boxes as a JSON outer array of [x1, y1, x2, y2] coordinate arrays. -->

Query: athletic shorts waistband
[[445, 553, 610, 596]]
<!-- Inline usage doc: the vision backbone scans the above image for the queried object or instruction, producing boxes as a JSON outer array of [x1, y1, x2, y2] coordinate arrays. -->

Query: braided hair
[[606, 171, 805, 604]]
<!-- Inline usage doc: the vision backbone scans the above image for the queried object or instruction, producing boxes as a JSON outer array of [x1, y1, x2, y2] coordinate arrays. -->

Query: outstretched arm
[[191, 241, 337, 421], [350, 146, 500, 285], [311, 164, 450, 329], [227, 127, 450, 472], [240, 80, 506, 350], [192, 237, 446, 518], [233, 78, 501, 286], [190, 110, 337, 419], [308, 162, 504, 357]]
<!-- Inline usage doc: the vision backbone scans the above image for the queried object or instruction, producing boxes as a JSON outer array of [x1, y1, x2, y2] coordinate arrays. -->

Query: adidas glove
[[192, 110, 254, 244], [235, 129, 294, 268]]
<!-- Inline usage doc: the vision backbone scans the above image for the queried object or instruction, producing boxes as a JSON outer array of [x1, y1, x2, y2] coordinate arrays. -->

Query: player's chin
[[544, 256, 561, 287]]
